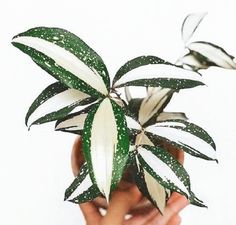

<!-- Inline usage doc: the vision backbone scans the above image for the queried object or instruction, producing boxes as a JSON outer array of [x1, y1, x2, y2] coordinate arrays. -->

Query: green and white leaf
[[181, 12, 207, 44], [113, 56, 170, 84], [64, 163, 100, 203], [26, 82, 90, 126], [12, 27, 109, 97], [145, 120, 217, 161], [133, 133, 169, 213], [64, 163, 90, 200], [82, 98, 129, 200], [177, 51, 212, 71], [69, 185, 101, 204], [135, 163, 168, 213], [138, 88, 173, 126], [125, 115, 141, 131], [157, 112, 188, 122], [113, 56, 204, 89], [137, 145, 191, 197], [186, 41, 236, 69], [55, 106, 92, 134], [28, 95, 94, 128]]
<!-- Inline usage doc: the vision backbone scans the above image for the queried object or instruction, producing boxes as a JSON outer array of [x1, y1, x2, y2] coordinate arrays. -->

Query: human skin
[[71, 137, 188, 225]]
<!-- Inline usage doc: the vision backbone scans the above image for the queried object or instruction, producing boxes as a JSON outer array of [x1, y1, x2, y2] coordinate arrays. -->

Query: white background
[[1, 0, 236, 224]]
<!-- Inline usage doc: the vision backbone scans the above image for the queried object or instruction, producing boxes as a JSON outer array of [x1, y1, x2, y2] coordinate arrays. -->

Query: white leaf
[[157, 112, 188, 122], [182, 12, 207, 44], [125, 115, 141, 130], [89, 98, 118, 199], [124, 87, 132, 102], [144, 169, 167, 213]]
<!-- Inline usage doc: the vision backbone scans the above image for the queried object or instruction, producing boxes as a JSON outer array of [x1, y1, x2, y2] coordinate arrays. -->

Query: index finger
[[80, 201, 102, 225]]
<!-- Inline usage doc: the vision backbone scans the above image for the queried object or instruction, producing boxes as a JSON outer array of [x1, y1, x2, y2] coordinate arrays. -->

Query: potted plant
[[12, 12, 236, 214]]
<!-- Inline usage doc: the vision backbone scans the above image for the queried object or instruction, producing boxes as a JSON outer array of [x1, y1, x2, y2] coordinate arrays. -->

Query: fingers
[[166, 193, 189, 215], [100, 186, 143, 225], [124, 208, 159, 225], [167, 215, 181, 225], [125, 192, 188, 225], [79, 201, 102, 225]]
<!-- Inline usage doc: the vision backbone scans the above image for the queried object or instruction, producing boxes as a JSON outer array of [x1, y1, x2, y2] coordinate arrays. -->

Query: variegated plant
[[12, 12, 235, 213], [178, 12, 236, 70]]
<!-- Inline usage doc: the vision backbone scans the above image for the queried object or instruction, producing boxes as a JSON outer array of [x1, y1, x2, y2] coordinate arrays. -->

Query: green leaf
[[126, 98, 143, 122], [82, 98, 129, 200], [181, 12, 207, 44], [183, 41, 236, 70], [12, 27, 110, 97], [145, 119, 217, 161], [137, 145, 192, 197], [189, 193, 207, 208], [112, 55, 204, 89], [29, 97, 95, 128]]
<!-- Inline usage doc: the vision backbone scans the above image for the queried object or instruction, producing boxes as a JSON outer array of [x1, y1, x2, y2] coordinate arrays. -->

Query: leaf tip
[[64, 193, 69, 201]]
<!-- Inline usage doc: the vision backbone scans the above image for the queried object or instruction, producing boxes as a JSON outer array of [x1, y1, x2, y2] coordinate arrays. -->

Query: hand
[[71, 137, 188, 225], [80, 187, 188, 225]]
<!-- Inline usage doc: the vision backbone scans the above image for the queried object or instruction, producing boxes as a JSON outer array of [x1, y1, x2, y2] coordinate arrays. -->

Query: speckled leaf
[[131, 133, 169, 213], [69, 185, 101, 204], [135, 159, 169, 213], [113, 56, 170, 85], [64, 163, 89, 200], [64, 163, 101, 203], [145, 119, 217, 161], [29, 97, 95, 128], [25, 82, 90, 126], [82, 98, 129, 200], [181, 12, 207, 44], [184, 41, 236, 70], [55, 105, 93, 134], [113, 55, 204, 89], [137, 145, 191, 197], [12, 27, 110, 97]]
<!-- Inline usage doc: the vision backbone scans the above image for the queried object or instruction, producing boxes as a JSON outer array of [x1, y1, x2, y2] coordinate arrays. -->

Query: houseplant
[[11, 12, 236, 214]]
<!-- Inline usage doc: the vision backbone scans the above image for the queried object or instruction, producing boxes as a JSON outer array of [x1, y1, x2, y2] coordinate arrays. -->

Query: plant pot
[[71, 136, 184, 213]]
